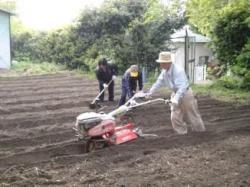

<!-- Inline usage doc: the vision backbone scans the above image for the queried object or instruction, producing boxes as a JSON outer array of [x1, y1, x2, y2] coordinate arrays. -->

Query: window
[[197, 56, 209, 66]]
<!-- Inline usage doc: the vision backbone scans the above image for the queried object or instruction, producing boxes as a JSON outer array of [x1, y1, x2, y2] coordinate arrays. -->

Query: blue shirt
[[149, 63, 189, 102]]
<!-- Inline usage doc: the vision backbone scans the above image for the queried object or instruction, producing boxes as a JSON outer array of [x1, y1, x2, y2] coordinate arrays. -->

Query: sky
[[16, 0, 104, 30]]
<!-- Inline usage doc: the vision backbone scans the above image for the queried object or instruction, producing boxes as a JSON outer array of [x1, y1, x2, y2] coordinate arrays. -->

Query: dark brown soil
[[0, 74, 249, 187]]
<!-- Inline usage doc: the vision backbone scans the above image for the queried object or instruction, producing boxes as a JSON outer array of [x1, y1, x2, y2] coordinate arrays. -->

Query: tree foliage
[[12, 0, 185, 72], [213, 3, 250, 66], [186, 0, 229, 36], [212, 1, 250, 89], [0, 0, 15, 11], [186, 0, 250, 89], [0, 0, 28, 34]]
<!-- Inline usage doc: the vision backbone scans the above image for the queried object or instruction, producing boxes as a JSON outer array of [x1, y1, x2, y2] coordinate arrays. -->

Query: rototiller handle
[[108, 93, 170, 117]]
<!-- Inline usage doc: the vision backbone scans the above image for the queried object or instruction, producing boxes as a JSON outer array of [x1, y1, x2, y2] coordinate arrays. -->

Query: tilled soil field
[[0, 73, 249, 187]]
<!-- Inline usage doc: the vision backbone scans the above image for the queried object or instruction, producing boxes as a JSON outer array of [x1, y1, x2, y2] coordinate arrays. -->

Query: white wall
[[172, 42, 213, 82], [195, 43, 213, 65], [0, 11, 11, 69], [194, 43, 212, 82]]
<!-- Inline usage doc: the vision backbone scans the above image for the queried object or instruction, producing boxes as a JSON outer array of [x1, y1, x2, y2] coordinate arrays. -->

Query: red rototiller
[[73, 93, 170, 152]]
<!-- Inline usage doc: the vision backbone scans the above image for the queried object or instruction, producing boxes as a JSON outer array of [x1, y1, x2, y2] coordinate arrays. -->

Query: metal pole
[[193, 37, 196, 83], [184, 28, 189, 79], [9, 14, 12, 68]]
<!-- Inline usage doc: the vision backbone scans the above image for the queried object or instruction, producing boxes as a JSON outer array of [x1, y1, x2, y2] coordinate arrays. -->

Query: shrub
[[240, 70, 250, 90], [215, 75, 241, 89]]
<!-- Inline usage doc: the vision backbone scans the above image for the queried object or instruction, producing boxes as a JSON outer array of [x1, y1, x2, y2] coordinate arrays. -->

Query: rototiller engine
[[74, 93, 169, 152]]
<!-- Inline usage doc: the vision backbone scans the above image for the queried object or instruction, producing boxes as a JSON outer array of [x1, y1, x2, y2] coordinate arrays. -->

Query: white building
[[170, 26, 213, 83], [0, 9, 12, 69]]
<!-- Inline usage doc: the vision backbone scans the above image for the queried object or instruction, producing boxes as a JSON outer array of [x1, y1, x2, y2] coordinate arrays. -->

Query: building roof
[[0, 8, 14, 16], [171, 25, 210, 43]]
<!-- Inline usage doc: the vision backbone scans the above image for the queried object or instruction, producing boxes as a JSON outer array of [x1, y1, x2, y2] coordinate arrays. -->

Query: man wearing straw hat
[[146, 51, 205, 134]]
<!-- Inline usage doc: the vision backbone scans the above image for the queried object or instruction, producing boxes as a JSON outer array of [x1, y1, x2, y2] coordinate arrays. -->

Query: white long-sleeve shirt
[[149, 63, 189, 102]]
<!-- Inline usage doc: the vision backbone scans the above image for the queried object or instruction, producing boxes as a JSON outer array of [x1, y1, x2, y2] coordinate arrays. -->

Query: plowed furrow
[[0, 73, 67, 82], [0, 100, 85, 114], [0, 79, 97, 89], [0, 130, 74, 150], [0, 105, 89, 121], [1, 90, 121, 105], [0, 74, 82, 83], [0, 141, 83, 170], [0, 82, 98, 94], [0, 87, 100, 98], [0, 120, 249, 171], [1, 114, 75, 130]]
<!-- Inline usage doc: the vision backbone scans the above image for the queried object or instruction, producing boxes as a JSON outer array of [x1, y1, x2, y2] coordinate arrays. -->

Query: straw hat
[[156, 51, 172, 63]]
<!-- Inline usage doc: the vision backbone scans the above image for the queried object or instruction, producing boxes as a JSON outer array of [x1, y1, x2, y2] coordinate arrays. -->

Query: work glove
[[135, 92, 151, 99], [171, 97, 178, 105], [134, 91, 146, 98], [129, 99, 137, 106], [103, 83, 108, 88], [144, 92, 152, 99], [112, 75, 117, 80], [170, 97, 179, 111]]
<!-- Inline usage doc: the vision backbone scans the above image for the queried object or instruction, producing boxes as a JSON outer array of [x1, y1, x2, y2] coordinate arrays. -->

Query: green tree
[[212, 1, 250, 89], [0, 0, 15, 11], [73, 0, 184, 71], [186, 0, 229, 36], [213, 4, 250, 66], [12, 0, 185, 72], [0, 0, 27, 35]]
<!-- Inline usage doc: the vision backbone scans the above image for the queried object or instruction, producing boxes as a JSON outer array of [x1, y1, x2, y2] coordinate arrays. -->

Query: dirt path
[[0, 74, 249, 186]]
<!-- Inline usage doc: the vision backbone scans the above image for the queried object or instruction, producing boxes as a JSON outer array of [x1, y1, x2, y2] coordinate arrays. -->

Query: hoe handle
[[92, 79, 113, 104]]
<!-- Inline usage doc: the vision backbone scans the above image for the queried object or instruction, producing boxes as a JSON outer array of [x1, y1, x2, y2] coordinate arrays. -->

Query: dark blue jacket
[[122, 70, 143, 97], [95, 63, 118, 84]]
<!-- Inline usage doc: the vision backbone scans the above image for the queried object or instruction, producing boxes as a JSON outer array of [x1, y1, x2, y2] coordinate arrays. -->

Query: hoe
[[88, 79, 113, 109]]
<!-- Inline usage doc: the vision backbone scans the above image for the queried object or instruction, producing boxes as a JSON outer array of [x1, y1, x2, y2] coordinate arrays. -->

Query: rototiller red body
[[74, 93, 169, 152]]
